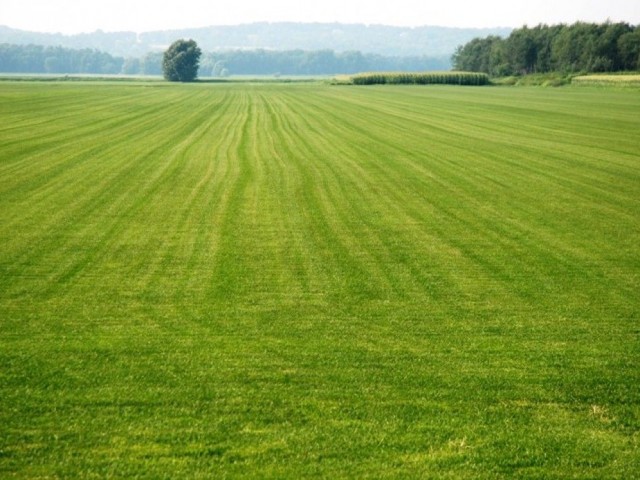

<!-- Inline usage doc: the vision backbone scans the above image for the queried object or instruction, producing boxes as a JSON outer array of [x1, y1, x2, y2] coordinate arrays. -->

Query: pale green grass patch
[[573, 74, 640, 87]]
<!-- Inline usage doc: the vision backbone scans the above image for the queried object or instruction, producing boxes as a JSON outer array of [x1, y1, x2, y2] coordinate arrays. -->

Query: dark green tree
[[618, 28, 640, 70], [506, 26, 537, 74], [452, 37, 497, 73], [595, 22, 634, 71], [162, 39, 202, 82]]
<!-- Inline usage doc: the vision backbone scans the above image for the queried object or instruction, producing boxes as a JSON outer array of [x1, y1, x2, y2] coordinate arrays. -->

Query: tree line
[[453, 22, 640, 76], [198, 50, 450, 76], [0, 43, 450, 76], [0, 44, 163, 75]]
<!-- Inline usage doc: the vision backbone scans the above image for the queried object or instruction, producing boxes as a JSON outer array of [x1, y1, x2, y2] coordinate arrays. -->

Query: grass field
[[1, 81, 639, 478]]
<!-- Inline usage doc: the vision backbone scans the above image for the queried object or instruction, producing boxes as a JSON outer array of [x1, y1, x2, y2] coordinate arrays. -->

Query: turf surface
[[1, 82, 639, 478]]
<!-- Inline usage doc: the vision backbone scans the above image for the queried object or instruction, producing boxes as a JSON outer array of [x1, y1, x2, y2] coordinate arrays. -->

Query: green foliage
[[1, 82, 639, 478], [453, 21, 639, 76], [492, 72, 574, 87], [351, 71, 489, 85], [618, 30, 640, 70], [0, 43, 124, 74], [452, 36, 503, 74], [197, 50, 451, 77], [162, 39, 202, 82]]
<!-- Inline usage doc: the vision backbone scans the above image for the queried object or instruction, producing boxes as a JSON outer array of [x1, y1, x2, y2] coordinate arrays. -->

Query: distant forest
[[453, 22, 640, 75], [0, 23, 511, 58], [0, 22, 512, 75], [4, 21, 639, 77], [0, 44, 450, 76]]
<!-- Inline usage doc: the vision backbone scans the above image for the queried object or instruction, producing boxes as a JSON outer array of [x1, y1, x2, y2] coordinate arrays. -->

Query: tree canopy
[[453, 22, 640, 76], [162, 39, 202, 82]]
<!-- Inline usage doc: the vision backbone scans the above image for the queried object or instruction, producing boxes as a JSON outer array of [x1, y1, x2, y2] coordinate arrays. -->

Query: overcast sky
[[2, 0, 639, 33]]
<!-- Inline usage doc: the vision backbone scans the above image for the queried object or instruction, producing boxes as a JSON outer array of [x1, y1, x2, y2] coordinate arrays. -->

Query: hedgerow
[[351, 71, 489, 85]]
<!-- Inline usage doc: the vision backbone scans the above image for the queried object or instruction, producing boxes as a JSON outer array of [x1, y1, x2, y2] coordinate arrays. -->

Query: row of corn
[[351, 72, 490, 86]]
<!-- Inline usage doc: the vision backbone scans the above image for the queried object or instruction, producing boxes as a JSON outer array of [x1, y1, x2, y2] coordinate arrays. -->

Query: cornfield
[[351, 71, 490, 85]]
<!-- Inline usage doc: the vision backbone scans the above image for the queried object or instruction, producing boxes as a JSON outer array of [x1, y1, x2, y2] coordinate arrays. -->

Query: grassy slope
[[0, 82, 639, 478]]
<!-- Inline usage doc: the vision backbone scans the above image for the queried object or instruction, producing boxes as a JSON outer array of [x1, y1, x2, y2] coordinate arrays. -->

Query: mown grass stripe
[[1, 90, 212, 292]]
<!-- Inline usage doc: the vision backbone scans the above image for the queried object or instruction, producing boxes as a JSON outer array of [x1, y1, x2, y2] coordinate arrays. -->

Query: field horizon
[[1, 81, 639, 478]]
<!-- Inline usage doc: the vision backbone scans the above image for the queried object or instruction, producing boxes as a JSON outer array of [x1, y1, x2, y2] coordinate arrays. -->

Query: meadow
[[0, 81, 639, 478]]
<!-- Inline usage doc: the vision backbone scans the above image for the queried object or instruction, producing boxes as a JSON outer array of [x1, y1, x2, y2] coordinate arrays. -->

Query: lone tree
[[162, 39, 202, 82]]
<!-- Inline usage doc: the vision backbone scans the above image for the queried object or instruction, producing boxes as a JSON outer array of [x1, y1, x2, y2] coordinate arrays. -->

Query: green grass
[[492, 73, 574, 87], [1, 81, 639, 478]]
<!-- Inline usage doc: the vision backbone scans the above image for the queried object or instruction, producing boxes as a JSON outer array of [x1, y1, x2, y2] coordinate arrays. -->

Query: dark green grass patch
[[0, 82, 639, 478]]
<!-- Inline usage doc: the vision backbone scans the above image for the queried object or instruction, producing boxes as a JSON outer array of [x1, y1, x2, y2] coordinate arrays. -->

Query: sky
[[2, 0, 639, 34]]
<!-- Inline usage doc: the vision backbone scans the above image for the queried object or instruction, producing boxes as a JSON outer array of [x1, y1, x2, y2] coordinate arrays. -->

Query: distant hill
[[0, 23, 512, 58]]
